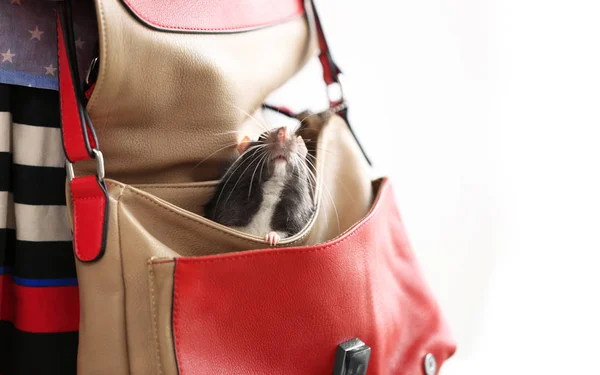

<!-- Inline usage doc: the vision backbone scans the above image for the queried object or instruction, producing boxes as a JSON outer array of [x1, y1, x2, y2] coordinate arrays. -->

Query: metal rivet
[[424, 353, 437, 375]]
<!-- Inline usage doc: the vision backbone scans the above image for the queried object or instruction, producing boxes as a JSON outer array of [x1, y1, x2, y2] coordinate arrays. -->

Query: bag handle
[[56, 0, 369, 262]]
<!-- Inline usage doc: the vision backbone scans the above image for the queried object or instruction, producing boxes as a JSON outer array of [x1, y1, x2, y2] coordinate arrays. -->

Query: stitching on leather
[[71, 186, 84, 260], [136, 186, 214, 190], [178, 181, 389, 264], [115, 183, 135, 375], [173, 260, 183, 375], [73, 193, 102, 260], [150, 259, 176, 265], [123, 0, 303, 32], [148, 264, 164, 375], [73, 195, 104, 201], [122, 187, 263, 244], [86, 0, 108, 115], [105, 180, 120, 190], [105, 181, 127, 200], [123, 184, 328, 246]]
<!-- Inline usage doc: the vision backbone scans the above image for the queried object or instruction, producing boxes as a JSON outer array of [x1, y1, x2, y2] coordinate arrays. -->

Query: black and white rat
[[205, 126, 315, 246]]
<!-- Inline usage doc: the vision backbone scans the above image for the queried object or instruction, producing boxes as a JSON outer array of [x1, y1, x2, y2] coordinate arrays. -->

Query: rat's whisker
[[302, 158, 340, 233], [292, 120, 307, 134], [192, 142, 239, 170], [305, 153, 319, 165], [296, 160, 331, 234], [258, 149, 271, 184], [244, 143, 269, 153], [232, 104, 271, 133], [300, 112, 321, 124], [306, 152, 356, 203], [212, 130, 246, 136], [296, 155, 319, 199], [306, 147, 340, 158], [298, 128, 322, 134], [248, 152, 269, 199], [215, 149, 265, 209], [223, 150, 266, 207]]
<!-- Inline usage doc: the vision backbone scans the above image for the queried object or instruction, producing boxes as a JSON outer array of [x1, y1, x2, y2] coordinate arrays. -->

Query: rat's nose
[[277, 127, 288, 142]]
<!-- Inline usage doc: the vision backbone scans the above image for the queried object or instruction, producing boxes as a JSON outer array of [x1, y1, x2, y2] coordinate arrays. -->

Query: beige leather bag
[[81, 0, 318, 183], [58, 0, 456, 373]]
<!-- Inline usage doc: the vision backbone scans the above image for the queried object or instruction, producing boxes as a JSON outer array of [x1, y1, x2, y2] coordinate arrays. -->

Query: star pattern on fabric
[[0, 0, 97, 90], [29, 26, 44, 41], [75, 37, 85, 49], [1, 49, 16, 63], [45, 64, 57, 76]]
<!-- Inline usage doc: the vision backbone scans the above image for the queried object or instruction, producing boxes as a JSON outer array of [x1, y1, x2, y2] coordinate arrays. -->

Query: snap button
[[424, 353, 437, 375]]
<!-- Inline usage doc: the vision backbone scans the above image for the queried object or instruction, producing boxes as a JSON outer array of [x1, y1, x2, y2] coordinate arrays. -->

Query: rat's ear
[[237, 136, 251, 154]]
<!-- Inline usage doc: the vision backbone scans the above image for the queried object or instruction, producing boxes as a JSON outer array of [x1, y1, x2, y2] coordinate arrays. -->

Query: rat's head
[[237, 126, 308, 178]]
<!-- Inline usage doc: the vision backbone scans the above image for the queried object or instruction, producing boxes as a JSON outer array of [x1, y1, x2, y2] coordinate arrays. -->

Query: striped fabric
[[0, 84, 78, 374]]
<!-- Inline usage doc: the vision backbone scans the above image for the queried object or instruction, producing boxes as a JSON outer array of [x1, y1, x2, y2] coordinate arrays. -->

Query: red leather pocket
[[122, 0, 305, 32], [171, 179, 456, 374]]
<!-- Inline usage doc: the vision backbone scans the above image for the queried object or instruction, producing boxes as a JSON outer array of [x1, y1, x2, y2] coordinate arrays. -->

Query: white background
[[270, 0, 600, 373]]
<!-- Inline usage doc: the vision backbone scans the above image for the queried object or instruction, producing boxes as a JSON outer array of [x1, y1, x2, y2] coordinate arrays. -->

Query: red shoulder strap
[[309, 0, 342, 89], [57, 1, 108, 263]]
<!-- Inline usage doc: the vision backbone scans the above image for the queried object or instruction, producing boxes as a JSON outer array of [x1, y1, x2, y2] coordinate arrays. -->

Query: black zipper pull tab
[[333, 338, 371, 375]]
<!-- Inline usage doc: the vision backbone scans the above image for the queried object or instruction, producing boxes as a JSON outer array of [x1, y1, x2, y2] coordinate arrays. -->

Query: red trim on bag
[[70, 176, 108, 262], [172, 179, 456, 375], [122, 0, 304, 32], [0, 275, 79, 333]]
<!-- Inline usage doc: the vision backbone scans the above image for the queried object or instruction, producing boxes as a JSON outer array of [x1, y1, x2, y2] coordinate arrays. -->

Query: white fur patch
[[234, 162, 288, 238]]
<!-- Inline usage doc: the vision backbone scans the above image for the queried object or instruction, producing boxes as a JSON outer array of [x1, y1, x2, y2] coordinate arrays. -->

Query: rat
[[205, 126, 315, 246]]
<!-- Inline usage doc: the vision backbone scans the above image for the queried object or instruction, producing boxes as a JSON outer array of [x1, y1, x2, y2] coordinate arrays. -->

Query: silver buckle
[[66, 149, 105, 182]]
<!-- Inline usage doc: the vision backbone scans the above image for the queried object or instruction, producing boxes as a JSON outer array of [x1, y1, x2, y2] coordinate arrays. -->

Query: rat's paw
[[265, 231, 281, 246]]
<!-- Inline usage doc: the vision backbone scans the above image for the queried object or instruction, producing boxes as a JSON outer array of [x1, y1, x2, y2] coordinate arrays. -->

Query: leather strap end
[[70, 176, 109, 262]]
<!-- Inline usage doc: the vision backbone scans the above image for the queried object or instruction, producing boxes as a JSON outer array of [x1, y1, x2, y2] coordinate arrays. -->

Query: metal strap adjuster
[[66, 149, 105, 182]]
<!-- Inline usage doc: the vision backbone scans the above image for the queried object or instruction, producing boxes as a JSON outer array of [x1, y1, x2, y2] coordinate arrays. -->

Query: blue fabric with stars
[[0, 0, 97, 91]]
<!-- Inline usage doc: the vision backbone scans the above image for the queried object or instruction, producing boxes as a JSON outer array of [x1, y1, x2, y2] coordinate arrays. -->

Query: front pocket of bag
[[147, 178, 456, 375], [116, 114, 373, 256]]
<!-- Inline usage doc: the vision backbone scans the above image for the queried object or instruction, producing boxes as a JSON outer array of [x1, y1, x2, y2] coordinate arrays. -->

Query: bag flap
[[121, 0, 305, 32]]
